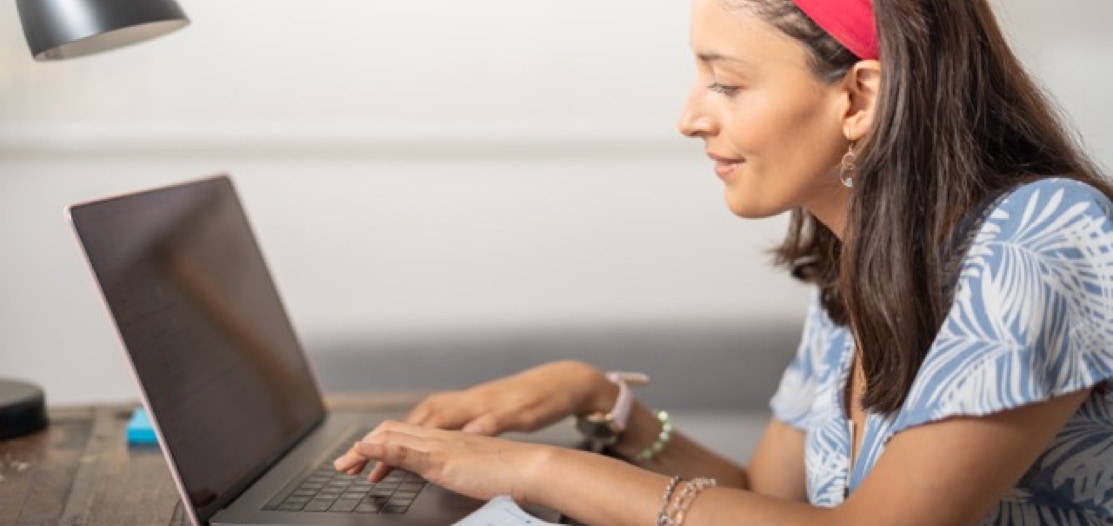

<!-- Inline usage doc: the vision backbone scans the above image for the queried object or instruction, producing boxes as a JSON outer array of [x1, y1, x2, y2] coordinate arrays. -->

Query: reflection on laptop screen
[[70, 176, 325, 519]]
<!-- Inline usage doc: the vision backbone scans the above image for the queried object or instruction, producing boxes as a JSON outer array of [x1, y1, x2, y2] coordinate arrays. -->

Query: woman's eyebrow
[[696, 51, 748, 65]]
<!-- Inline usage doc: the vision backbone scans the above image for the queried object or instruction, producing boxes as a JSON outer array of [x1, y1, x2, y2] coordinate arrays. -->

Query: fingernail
[[462, 422, 483, 434]]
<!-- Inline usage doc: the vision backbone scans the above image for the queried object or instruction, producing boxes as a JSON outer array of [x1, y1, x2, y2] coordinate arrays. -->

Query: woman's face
[[678, 0, 852, 224]]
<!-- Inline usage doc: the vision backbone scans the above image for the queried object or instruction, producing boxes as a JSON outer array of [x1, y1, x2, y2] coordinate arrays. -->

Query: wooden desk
[[0, 393, 423, 526]]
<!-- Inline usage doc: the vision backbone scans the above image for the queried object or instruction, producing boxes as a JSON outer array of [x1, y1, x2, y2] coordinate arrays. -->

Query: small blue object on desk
[[127, 407, 158, 445]]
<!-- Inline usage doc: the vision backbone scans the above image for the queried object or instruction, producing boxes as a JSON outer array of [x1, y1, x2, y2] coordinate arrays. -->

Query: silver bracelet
[[655, 476, 683, 526], [635, 410, 673, 462], [662, 477, 717, 526]]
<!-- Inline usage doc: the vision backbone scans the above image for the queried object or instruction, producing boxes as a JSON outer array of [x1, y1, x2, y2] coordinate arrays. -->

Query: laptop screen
[[69, 175, 325, 521]]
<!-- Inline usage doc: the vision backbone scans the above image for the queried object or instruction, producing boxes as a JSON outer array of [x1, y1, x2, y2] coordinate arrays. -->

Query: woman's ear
[[841, 60, 881, 142]]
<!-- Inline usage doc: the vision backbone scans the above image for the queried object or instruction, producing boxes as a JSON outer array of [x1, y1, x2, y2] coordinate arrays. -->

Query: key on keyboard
[[263, 429, 427, 514]]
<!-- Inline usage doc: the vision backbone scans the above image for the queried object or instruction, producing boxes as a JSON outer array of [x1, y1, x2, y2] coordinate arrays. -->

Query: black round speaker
[[0, 378, 48, 440]]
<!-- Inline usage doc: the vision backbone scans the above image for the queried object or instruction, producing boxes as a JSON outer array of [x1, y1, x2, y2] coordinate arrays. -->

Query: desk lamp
[[18, 0, 189, 61], [0, 0, 189, 441]]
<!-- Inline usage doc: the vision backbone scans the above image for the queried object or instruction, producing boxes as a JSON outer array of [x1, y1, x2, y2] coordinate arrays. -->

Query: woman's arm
[[746, 419, 807, 501], [610, 402, 807, 499], [382, 360, 756, 488], [530, 388, 1091, 526], [529, 448, 826, 526], [826, 389, 1092, 525], [337, 388, 1090, 526], [605, 400, 750, 489]]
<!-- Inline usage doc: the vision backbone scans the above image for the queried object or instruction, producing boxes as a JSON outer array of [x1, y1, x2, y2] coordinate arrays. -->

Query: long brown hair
[[735, 0, 1111, 413]]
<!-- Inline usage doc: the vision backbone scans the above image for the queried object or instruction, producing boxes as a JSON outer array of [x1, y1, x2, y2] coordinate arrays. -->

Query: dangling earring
[[839, 143, 857, 188]]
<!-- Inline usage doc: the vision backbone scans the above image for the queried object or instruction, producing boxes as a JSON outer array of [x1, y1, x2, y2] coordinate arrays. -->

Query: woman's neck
[[804, 191, 851, 241]]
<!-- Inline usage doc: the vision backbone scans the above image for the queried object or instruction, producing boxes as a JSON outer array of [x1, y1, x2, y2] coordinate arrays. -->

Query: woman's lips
[[709, 153, 744, 180], [714, 160, 742, 179]]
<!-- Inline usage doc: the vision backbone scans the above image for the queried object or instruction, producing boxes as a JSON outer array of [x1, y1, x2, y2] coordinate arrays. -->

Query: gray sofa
[[309, 319, 802, 464]]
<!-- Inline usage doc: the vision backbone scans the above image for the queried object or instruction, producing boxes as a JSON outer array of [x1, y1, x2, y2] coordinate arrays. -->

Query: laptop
[[67, 174, 580, 525]]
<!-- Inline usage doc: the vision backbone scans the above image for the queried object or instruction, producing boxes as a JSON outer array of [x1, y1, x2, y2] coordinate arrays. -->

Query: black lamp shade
[[17, 0, 189, 61]]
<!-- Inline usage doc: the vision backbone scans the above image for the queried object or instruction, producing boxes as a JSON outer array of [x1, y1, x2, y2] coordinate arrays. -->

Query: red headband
[[790, 0, 879, 60]]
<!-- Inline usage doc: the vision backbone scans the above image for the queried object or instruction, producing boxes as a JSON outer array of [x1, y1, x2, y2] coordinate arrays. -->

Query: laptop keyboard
[[263, 430, 427, 514]]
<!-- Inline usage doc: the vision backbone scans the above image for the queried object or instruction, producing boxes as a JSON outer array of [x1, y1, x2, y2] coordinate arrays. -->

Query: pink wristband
[[605, 371, 649, 432]]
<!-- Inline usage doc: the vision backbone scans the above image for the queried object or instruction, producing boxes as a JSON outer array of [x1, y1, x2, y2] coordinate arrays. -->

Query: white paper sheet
[[452, 495, 563, 526]]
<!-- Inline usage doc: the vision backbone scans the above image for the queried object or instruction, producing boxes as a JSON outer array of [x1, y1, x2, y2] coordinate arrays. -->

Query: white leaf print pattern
[[770, 294, 842, 429], [1037, 394, 1113, 511], [899, 181, 1113, 423], [771, 179, 1113, 524], [805, 410, 849, 506], [892, 180, 1113, 523]]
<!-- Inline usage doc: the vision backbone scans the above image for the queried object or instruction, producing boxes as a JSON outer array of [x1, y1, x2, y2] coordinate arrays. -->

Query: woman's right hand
[[404, 360, 618, 436]]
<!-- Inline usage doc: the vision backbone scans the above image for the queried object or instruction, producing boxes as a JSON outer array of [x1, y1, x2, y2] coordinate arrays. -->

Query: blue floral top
[[770, 178, 1113, 524]]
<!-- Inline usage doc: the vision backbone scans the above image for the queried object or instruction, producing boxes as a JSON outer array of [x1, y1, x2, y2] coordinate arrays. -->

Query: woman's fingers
[[336, 419, 547, 504], [335, 363, 603, 485], [333, 440, 368, 473], [334, 421, 406, 472], [406, 393, 453, 426], [406, 392, 487, 431], [400, 362, 603, 438], [334, 421, 438, 480], [461, 413, 500, 435], [367, 458, 393, 483]]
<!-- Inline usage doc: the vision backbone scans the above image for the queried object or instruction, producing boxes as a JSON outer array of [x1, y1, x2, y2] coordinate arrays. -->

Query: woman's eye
[[708, 82, 740, 96]]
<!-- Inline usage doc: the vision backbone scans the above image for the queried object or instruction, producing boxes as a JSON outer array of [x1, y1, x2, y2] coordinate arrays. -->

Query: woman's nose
[[677, 91, 717, 138], [677, 112, 716, 138]]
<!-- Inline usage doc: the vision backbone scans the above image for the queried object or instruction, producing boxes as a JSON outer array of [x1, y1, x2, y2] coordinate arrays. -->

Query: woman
[[335, 0, 1113, 524]]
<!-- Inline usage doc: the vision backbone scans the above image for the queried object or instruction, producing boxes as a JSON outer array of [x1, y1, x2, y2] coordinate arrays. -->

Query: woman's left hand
[[333, 420, 551, 504]]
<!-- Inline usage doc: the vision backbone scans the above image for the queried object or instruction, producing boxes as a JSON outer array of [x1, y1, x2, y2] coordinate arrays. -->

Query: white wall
[[0, 0, 1110, 404]]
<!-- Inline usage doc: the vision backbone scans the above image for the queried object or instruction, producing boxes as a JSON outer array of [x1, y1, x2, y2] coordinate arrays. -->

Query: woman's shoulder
[[893, 175, 1113, 432], [994, 177, 1113, 218], [959, 176, 1113, 295], [973, 176, 1113, 249]]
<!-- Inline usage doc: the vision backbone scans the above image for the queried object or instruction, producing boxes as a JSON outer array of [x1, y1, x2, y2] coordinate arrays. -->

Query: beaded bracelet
[[655, 476, 682, 526], [635, 410, 673, 462], [661, 477, 717, 526]]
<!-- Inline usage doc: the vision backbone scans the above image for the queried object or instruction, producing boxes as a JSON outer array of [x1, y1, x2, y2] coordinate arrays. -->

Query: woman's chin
[[724, 193, 786, 219]]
